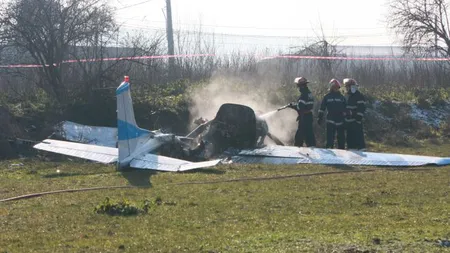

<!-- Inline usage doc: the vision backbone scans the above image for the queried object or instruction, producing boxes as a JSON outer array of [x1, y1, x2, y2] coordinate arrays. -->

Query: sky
[[111, 0, 400, 53]]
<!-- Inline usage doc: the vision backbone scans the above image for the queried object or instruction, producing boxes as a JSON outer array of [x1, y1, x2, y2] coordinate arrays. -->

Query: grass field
[[1, 142, 449, 252]]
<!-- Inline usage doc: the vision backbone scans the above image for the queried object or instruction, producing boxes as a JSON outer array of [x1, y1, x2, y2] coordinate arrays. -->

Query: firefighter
[[317, 79, 346, 149], [255, 111, 269, 147], [343, 78, 366, 150], [288, 77, 316, 147]]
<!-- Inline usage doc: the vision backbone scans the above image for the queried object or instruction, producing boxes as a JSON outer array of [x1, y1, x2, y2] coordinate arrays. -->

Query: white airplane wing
[[34, 139, 118, 164], [53, 121, 117, 147], [231, 146, 450, 167], [34, 140, 449, 170], [34, 139, 221, 171], [130, 153, 222, 172]]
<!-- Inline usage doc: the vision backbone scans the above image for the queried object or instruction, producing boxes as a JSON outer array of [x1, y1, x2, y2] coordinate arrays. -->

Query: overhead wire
[[112, 2, 390, 41], [118, 26, 394, 48], [114, 0, 156, 11], [111, 1, 394, 49], [120, 24, 389, 39], [119, 17, 385, 31], [116, 17, 388, 32]]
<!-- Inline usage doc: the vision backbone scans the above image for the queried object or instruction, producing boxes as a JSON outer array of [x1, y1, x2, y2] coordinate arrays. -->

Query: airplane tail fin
[[116, 76, 151, 167]]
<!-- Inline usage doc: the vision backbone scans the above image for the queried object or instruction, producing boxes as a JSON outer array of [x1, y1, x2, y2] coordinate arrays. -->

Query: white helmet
[[343, 78, 358, 87]]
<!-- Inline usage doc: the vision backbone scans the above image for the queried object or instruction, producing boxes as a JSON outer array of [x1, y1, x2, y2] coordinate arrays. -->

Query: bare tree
[[388, 0, 450, 57], [0, 0, 116, 102]]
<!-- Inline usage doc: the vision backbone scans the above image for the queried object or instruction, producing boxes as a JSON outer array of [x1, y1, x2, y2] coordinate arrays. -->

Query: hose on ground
[[0, 167, 434, 203]]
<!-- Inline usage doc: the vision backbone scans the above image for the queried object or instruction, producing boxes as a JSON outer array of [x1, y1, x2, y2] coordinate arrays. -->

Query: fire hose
[[0, 168, 435, 203]]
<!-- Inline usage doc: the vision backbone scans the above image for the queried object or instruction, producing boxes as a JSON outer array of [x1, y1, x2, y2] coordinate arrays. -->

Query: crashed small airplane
[[34, 77, 450, 171]]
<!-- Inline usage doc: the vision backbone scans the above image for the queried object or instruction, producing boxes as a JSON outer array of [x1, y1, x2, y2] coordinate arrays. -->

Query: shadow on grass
[[120, 169, 158, 187], [120, 167, 225, 187], [328, 164, 357, 171]]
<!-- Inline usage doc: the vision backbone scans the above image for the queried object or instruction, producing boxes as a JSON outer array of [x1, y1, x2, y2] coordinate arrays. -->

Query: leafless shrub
[[388, 0, 450, 58], [0, 0, 117, 102]]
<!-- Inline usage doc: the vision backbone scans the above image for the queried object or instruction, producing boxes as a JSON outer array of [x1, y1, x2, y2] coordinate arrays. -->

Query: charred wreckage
[[33, 77, 450, 171]]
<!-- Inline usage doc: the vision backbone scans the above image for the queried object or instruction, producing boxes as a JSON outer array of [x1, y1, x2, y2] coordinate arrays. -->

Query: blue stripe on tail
[[117, 120, 150, 141], [116, 82, 130, 95]]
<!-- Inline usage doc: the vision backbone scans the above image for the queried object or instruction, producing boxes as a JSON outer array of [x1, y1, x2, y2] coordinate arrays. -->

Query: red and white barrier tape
[[0, 54, 215, 68], [261, 55, 450, 61], [1, 53, 449, 68], [63, 53, 215, 63]]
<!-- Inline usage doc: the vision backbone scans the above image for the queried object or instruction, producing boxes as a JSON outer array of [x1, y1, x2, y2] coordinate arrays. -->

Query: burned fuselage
[[50, 104, 272, 163], [160, 103, 270, 161]]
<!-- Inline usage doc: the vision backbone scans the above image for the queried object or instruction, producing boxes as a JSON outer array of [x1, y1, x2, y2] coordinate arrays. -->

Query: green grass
[[1, 143, 449, 252]]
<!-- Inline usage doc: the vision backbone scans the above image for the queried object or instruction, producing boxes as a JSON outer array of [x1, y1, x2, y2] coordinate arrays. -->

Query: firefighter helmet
[[343, 78, 357, 86], [329, 78, 341, 88], [294, 77, 309, 86]]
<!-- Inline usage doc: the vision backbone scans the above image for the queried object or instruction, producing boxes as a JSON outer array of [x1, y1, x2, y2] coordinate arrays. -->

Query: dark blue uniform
[[293, 87, 316, 147], [345, 90, 366, 149], [318, 91, 347, 149]]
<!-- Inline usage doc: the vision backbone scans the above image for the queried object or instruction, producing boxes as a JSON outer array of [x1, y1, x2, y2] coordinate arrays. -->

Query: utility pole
[[435, 15, 438, 57], [166, 0, 175, 78]]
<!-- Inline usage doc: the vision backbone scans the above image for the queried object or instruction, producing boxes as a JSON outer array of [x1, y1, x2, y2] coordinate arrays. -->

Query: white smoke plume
[[188, 73, 299, 145]]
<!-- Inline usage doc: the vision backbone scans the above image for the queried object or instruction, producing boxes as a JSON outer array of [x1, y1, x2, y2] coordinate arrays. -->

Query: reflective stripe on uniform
[[357, 113, 364, 117], [327, 120, 344, 126], [356, 121, 362, 124], [357, 100, 365, 104], [298, 99, 307, 104], [327, 98, 343, 102], [318, 110, 325, 113], [345, 118, 356, 122], [306, 101, 314, 105], [347, 106, 357, 109]]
